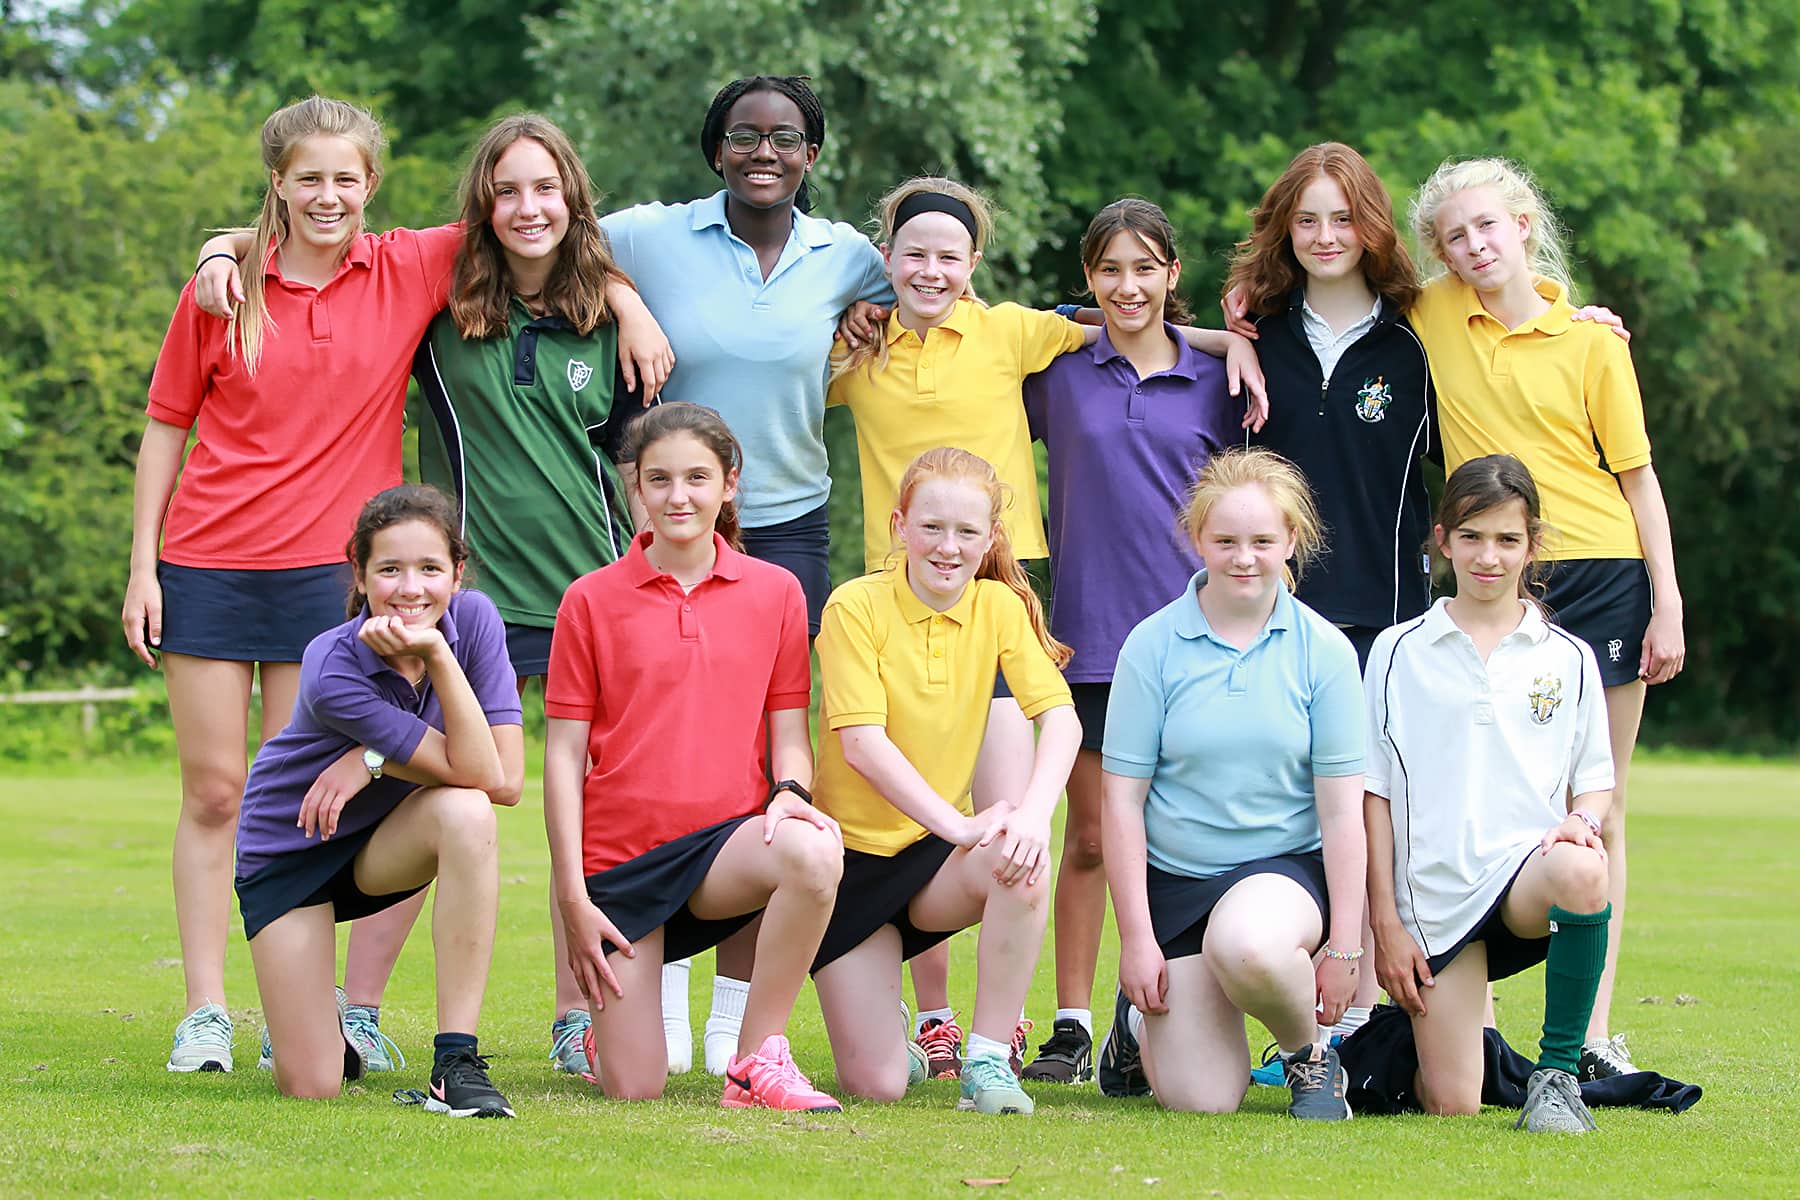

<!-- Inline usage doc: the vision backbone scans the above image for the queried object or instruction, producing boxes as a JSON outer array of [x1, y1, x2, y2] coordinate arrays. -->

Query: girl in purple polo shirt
[[234, 485, 522, 1116], [1016, 198, 1239, 1084]]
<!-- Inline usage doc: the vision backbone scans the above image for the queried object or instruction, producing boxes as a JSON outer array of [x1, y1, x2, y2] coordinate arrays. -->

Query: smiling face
[[1288, 174, 1364, 284], [884, 211, 980, 330], [1437, 497, 1534, 603], [715, 89, 817, 211], [355, 519, 462, 627], [273, 134, 373, 258], [1085, 227, 1178, 337], [1192, 484, 1297, 610], [1433, 184, 1532, 293], [894, 477, 995, 610], [635, 431, 739, 552], [488, 136, 569, 275]]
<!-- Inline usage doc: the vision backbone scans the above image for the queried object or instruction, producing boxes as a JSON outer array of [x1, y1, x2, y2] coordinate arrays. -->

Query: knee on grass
[[1417, 1072, 1481, 1117], [836, 1058, 908, 1103], [274, 1064, 344, 1102]]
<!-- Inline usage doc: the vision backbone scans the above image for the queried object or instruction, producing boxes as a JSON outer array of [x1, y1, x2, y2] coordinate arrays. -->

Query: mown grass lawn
[[1, 754, 1794, 1198]]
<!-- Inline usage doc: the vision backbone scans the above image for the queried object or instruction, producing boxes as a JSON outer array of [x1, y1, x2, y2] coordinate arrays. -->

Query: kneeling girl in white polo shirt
[[1101, 448, 1367, 1120], [1364, 454, 1614, 1134]]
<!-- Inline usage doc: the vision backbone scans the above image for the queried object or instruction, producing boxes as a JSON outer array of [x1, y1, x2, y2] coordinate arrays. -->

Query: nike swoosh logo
[[727, 1072, 753, 1091]]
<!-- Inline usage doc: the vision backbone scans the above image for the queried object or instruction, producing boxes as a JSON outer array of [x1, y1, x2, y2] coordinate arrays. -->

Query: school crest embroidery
[[1354, 376, 1392, 423], [567, 359, 593, 392], [1526, 674, 1564, 725]]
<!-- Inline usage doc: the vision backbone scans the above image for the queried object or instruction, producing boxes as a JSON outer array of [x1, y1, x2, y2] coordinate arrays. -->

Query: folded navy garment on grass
[[1337, 1003, 1703, 1116]]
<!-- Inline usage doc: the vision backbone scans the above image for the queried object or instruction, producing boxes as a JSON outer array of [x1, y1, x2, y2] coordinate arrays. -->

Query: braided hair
[[699, 75, 826, 213]]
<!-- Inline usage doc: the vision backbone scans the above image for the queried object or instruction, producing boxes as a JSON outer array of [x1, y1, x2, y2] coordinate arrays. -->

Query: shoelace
[[1011, 1019, 1034, 1058], [179, 1006, 232, 1046], [1592, 1033, 1632, 1071], [437, 1049, 496, 1090], [1037, 1024, 1088, 1061], [549, 1014, 590, 1062], [344, 1008, 406, 1070], [963, 1053, 1016, 1092], [1516, 1070, 1596, 1130], [1285, 1054, 1330, 1091], [918, 1018, 964, 1054]]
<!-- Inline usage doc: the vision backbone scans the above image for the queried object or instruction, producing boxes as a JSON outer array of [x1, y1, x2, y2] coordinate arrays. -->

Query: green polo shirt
[[413, 302, 639, 627]]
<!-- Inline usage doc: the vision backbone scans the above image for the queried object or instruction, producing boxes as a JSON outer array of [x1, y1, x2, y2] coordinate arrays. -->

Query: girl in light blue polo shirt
[[1098, 448, 1366, 1120]]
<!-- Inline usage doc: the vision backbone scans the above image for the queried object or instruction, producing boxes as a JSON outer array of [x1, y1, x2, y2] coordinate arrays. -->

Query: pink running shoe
[[580, 1022, 600, 1086], [721, 1034, 842, 1112]]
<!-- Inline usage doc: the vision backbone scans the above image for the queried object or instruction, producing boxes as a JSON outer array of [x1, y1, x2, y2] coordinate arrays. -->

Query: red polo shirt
[[546, 531, 812, 875], [147, 224, 461, 569]]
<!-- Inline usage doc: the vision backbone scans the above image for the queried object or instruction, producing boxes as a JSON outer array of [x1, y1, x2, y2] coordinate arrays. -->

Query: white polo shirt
[[1364, 598, 1613, 958]]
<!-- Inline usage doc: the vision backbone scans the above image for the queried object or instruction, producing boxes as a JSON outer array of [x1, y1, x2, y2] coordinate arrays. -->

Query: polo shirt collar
[[621, 529, 745, 589], [888, 561, 977, 626], [1458, 275, 1574, 337], [888, 296, 977, 347], [348, 596, 462, 676], [690, 190, 834, 250], [1088, 322, 1203, 380], [1296, 290, 1384, 331], [1420, 596, 1548, 645], [258, 232, 374, 282], [1171, 570, 1295, 644]]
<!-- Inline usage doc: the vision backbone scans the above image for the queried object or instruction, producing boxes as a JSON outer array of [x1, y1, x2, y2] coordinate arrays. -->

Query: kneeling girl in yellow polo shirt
[[1407, 158, 1683, 1080], [810, 447, 1081, 1115]]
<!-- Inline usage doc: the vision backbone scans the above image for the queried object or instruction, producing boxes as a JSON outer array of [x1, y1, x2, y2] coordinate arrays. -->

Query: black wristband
[[194, 250, 238, 276], [767, 779, 813, 806]]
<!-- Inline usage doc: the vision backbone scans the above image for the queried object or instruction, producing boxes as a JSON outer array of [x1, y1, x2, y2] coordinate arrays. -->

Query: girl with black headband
[[828, 175, 1267, 1081]]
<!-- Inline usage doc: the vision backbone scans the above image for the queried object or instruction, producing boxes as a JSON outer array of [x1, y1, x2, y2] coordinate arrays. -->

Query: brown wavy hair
[[892, 447, 1071, 668], [1224, 142, 1420, 318], [344, 485, 469, 618], [448, 114, 624, 339], [622, 403, 746, 552], [1079, 197, 1191, 325]]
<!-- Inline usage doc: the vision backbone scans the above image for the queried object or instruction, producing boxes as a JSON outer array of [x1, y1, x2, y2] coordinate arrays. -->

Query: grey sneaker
[[549, 1008, 592, 1074], [344, 1004, 405, 1071], [1516, 1067, 1598, 1133], [1577, 1033, 1636, 1081], [1020, 1018, 1094, 1084], [1282, 1043, 1352, 1121], [167, 1001, 234, 1073]]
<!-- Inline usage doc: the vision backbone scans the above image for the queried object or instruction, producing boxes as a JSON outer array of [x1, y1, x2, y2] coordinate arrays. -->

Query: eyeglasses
[[722, 128, 808, 155]]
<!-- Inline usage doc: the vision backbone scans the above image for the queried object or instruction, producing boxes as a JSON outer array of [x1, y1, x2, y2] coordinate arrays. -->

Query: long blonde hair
[[832, 176, 995, 384], [1409, 156, 1577, 302], [231, 97, 385, 372], [892, 447, 1070, 668], [1180, 448, 1324, 592]]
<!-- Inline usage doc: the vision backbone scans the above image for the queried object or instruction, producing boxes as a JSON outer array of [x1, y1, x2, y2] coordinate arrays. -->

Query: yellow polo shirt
[[828, 299, 1085, 572], [814, 566, 1074, 856], [1410, 276, 1650, 560]]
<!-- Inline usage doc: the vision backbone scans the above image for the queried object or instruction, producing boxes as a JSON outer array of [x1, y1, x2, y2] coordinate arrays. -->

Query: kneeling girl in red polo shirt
[[543, 402, 844, 1111], [810, 447, 1081, 1116]]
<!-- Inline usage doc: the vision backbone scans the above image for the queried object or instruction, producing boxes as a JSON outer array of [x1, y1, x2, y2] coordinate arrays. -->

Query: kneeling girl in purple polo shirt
[[1100, 449, 1366, 1120], [234, 485, 523, 1116], [1016, 198, 1241, 1084], [1364, 455, 1614, 1133]]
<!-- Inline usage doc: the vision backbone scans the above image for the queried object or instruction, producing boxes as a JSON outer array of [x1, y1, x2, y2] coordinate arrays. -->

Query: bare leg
[[587, 927, 669, 1100], [908, 838, 1050, 1047], [517, 673, 588, 1021], [1051, 748, 1107, 1010], [1410, 945, 1490, 1116], [816, 926, 910, 1102], [248, 904, 348, 1099], [1199, 875, 1324, 1054], [342, 891, 429, 1007], [163, 653, 254, 1012], [1589, 679, 1645, 1040], [1141, 953, 1251, 1113]]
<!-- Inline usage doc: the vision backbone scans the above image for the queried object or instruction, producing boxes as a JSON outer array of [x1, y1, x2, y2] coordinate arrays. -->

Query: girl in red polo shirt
[[543, 402, 844, 1111]]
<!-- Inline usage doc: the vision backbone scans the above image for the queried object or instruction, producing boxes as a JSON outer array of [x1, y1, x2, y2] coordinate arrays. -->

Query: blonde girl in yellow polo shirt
[[810, 447, 1081, 1115], [829, 178, 1263, 1072], [1408, 157, 1685, 1080]]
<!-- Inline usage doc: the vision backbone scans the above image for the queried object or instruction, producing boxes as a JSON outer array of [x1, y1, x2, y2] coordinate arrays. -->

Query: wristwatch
[[363, 748, 386, 780], [767, 779, 812, 806]]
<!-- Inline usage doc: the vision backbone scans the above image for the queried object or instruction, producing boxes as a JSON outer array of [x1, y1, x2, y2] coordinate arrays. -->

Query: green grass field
[[2, 754, 1795, 1198]]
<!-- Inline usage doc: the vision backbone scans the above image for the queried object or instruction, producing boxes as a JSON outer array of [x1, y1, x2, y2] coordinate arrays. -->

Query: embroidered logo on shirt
[[1354, 376, 1392, 422], [567, 359, 593, 392], [1527, 674, 1564, 725], [1606, 638, 1623, 663]]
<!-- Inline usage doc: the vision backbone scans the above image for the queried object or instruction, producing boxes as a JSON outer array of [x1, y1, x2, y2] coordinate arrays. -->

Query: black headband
[[892, 192, 980, 246]]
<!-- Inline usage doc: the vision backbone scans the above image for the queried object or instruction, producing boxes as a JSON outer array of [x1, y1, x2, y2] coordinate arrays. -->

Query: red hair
[[1224, 142, 1420, 318]]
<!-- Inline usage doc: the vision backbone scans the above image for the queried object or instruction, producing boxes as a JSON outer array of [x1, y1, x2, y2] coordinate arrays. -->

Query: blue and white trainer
[[167, 1001, 234, 1073], [344, 1004, 405, 1072], [550, 1008, 592, 1075]]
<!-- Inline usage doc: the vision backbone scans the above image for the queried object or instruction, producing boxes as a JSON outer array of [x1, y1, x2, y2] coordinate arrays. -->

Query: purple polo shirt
[[234, 589, 521, 878], [1024, 324, 1238, 682]]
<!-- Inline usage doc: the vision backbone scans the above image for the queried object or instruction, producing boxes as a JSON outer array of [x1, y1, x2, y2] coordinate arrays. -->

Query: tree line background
[[3, 0, 1796, 748]]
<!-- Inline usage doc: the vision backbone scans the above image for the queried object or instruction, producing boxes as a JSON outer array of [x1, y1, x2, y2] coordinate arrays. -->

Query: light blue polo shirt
[[1103, 572, 1364, 879], [601, 193, 891, 528]]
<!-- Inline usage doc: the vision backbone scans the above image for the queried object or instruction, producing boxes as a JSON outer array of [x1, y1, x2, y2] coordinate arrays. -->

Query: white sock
[[965, 1032, 1010, 1063], [1055, 1007, 1094, 1039], [914, 1006, 953, 1037], [661, 959, 692, 1074], [704, 974, 750, 1076], [1323, 1005, 1372, 1043], [1126, 1005, 1145, 1042]]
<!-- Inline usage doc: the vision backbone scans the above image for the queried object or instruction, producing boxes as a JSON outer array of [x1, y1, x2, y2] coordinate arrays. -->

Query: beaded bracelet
[[1323, 945, 1364, 962]]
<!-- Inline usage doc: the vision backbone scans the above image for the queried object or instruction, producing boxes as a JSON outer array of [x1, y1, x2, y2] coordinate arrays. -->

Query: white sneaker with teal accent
[[344, 1005, 405, 1071], [958, 1050, 1034, 1114], [167, 1002, 234, 1073], [550, 1008, 592, 1075]]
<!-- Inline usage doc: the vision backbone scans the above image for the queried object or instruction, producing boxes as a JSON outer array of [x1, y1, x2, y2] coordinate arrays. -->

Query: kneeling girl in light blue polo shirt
[[1100, 449, 1366, 1120]]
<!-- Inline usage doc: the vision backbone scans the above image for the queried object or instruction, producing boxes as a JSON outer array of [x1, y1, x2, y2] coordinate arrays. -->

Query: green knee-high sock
[[1538, 904, 1611, 1074]]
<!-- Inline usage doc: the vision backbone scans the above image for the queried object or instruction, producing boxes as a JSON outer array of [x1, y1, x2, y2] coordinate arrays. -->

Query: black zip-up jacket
[[1252, 292, 1439, 630]]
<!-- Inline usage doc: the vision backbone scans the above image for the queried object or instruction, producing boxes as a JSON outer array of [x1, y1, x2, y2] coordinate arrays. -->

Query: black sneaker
[[1282, 1043, 1351, 1121], [426, 1047, 516, 1118], [1096, 991, 1150, 1097], [1577, 1034, 1636, 1081], [1020, 1018, 1094, 1084]]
